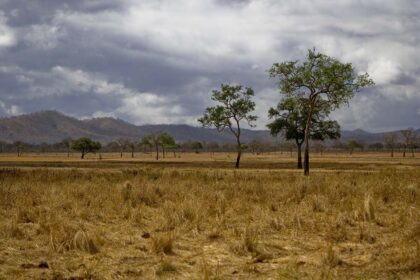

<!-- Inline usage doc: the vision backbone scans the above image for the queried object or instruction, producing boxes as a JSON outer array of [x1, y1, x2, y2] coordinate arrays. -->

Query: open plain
[[0, 152, 419, 279]]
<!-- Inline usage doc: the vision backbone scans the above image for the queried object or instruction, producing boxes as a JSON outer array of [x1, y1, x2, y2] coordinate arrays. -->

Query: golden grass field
[[0, 152, 419, 279]]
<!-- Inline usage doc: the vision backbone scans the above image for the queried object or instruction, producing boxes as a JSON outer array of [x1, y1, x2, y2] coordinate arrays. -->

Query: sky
[[0, 0, 419, 132]]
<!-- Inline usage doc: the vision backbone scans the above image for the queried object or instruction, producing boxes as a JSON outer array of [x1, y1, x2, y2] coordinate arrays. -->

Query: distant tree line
[[1, 129, 418, 159]]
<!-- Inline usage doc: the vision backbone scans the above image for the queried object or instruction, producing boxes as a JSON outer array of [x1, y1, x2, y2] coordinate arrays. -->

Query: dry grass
[[0, 153, 419, 279]]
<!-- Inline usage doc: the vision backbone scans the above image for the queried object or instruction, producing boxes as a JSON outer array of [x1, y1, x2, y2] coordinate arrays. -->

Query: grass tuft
[[72, 230, 100, 254], [151, 232, 175, 255]]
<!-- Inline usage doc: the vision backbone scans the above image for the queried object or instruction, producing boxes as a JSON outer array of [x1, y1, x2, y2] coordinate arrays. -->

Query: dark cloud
[[0, 0, 419, 131], [0, 0, 126, 26]]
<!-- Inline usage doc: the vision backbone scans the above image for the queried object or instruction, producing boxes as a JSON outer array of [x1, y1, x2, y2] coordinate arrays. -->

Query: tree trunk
[[155, 144, 159, 160], [120, 151, 123, 158], [303, 106, 314, 176], [81, 150, 85, 159], [235, 137, 241, 169], [131, 150, 134, 158], [391, 148, 394, 158], [232, 118, 242, 169], [235, 149, 241, 168], [297, 142, 303, 169]]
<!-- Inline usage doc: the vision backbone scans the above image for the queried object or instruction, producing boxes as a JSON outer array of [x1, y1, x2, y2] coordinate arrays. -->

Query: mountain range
[[0, 111, 417, 144]]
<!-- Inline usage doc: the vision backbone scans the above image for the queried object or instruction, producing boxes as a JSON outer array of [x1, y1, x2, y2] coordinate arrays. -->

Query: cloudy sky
[[0, 0, 419, 132]]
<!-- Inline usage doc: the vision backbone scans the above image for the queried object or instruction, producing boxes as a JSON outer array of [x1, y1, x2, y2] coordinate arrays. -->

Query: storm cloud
[[0, 0, 419, 131]]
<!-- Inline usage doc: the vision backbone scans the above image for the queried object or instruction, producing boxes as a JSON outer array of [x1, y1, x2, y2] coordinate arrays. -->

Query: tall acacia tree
[[199, 84, 257, 168], [267, 97, 340, 169], [269, 49, 374, 175]]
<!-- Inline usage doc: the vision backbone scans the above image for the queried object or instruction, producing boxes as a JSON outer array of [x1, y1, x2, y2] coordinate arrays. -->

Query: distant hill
[[0, 110, 416, 144], [0, 111, 272, 144]]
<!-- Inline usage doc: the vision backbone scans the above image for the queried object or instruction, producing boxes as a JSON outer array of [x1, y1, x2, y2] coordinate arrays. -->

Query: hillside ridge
[[0, 111, 416, 144]]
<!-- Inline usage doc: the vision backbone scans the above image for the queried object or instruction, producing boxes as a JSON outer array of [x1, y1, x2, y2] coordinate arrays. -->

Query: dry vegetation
[[0, 152, 419, 279]]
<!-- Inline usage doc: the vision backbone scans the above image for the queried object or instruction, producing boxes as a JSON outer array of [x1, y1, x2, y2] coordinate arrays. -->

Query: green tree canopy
[[198, 84, 257, 168], [267, 97, 340, 169], [70, 137, 101, 159], [158, 132, 176, 158], [269, 48, 374, 175], [347, 139, 363, 154], [191, 141, 203, 153], [141, 132, 176, 160]]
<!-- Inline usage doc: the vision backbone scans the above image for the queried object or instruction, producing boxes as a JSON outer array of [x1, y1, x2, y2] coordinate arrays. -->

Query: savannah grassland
[[0, 152, 419, 279]]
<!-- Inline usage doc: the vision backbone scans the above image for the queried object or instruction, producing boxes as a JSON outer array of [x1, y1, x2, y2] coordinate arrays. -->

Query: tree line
[[2, 132, 417, 159]]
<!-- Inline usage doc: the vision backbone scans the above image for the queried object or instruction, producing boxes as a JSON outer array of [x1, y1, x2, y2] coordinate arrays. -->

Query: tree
[[368, 142, 384, 151], [166, 143, 180, 158], [159, 133, 176, 158], [384, 132, 398, 158], [139, 136, 154, 155], [206, 141, 220, 156], [249, 139, 263, 155], [14, 141, 23, 157], [104, 141, 120, 153], [267, 97, 340, 169], [400, 128, 415, 157], [61, 138, 72, 157], [116, 138, 127, 158], [415, 135, 420, 156], [124, 139, 137, 158], [269, 48, 374, 175], [347, 139, 363, 155], [141, 132, 175, 160], [191, 141, 203, 153], [198, 84, 257, 168], [71, 137, 101, 159], [141, 134, 159, 160], [280, 140, 295, 158]]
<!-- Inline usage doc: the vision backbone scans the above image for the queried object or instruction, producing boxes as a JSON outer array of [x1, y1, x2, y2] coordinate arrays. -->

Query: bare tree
[[124, 139, 136, 158], [61, 138, 72, 157], [384, 132, 398, 158], [400, 128, 415, 157], [14, 141, 23, 157], [116, 138, 127, 158]]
